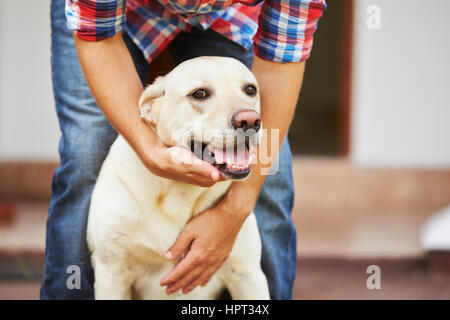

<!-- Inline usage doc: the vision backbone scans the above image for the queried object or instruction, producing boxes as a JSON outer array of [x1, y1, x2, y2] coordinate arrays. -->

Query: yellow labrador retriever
[[87, 57, 269, 300]]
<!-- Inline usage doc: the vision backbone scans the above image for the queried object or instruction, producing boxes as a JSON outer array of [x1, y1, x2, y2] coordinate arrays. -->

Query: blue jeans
[[41, 0, 296, 300]]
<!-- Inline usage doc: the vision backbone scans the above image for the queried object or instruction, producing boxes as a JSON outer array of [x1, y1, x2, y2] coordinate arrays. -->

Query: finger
[[188, 162, 222, 182], [201, 272, 214, 287], [199, 259, 224, 287], [165, 229, 195, 261], [168, 147, 216, 177], [183, 173, 218, 187], [171, 147, 223, 181], [183, 265, 217, 294], [160, 248, 200, 286], [168, 146, 204, 166], [167, 146, 226, 183], [166, 265, 205, 295]]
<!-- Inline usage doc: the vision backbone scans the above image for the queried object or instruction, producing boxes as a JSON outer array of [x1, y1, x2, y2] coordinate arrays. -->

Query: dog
[[87, 57, 270, 300]]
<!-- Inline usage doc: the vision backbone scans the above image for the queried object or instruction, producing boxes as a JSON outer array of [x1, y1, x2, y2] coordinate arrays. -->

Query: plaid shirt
[[66, 0, 325, 63]]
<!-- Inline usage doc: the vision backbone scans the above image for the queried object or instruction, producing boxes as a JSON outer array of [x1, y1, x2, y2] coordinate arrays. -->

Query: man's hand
[[143, 141, 224, 187], [160, 194, 250, 295]]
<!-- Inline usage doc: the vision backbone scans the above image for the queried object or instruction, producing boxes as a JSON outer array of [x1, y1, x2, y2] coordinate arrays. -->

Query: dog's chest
[[125, 179, 232, 256], [154, 181, 231, 222]]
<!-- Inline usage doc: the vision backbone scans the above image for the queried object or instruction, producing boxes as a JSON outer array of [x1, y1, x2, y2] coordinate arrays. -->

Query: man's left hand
[[160, 197, 249, 295]]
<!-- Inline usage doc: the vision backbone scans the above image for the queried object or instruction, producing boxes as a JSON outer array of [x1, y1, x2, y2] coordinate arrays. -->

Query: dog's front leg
[[221, 263, 270, 300], [92, 257, 134, 300], [218, 213, 270, 300]]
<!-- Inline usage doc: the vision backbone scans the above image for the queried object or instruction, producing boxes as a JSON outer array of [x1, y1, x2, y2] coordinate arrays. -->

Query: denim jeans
[[41, 0, 297, 300]]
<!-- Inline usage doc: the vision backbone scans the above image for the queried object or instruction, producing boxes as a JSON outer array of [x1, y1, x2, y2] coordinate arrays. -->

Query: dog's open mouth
[[190, 138, 254, 180]]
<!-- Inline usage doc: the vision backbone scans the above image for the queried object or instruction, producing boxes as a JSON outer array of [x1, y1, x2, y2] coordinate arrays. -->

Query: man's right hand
[[141, 141, 223, 187]]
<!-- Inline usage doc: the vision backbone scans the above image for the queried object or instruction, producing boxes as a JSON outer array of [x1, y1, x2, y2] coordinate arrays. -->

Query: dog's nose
[[231, 109, 261, 132]]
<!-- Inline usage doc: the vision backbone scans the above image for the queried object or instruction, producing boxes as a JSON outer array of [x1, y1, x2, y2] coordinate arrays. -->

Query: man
[[41, 0, 325, 299]]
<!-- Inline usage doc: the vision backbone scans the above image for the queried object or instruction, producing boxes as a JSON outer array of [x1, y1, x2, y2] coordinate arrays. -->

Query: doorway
[[288, 0, 353, 156]]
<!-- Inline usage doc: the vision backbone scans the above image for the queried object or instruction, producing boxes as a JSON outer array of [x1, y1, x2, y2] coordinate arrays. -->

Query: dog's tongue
[[213, 145, 250, 166]]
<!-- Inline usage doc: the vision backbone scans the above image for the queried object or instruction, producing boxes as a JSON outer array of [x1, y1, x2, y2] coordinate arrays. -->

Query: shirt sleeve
[[65, 0, 126, 41], [254, 0, 326, 63]]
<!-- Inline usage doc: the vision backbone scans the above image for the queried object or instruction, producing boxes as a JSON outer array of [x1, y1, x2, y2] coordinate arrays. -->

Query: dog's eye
[[190, 89, 209, 100], [244, 85, 257, 96]]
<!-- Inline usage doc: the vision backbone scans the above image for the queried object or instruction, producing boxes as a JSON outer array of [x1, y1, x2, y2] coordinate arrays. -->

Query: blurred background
[[0, 0, 449, 299]]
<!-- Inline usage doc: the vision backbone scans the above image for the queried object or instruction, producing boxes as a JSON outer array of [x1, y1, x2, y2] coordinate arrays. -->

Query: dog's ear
[[138, 76, 166, 126]]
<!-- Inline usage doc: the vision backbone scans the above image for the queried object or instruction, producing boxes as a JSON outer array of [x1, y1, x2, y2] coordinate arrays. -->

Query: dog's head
[[138, 57, 261, 180]]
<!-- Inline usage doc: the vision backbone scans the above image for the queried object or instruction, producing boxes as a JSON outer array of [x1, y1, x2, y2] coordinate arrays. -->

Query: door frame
[[338, 0, 354, 156]]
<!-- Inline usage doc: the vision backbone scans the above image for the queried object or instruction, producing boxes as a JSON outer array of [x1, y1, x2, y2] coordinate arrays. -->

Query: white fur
[[87, 57, 269, 300]]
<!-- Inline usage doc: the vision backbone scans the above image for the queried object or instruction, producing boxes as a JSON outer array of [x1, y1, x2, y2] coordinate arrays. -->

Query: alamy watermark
[[66, 265, 81, 290], [366, 5, 381, 30], [366, 265, 381, 290]]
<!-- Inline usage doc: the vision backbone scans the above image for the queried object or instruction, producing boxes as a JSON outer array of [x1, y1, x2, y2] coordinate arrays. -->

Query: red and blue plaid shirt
[[66, 0, 325, 63]]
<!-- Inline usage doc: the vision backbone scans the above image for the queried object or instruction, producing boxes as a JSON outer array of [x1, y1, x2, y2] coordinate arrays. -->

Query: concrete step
[[2, 253, 450, 299]]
